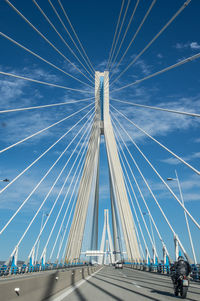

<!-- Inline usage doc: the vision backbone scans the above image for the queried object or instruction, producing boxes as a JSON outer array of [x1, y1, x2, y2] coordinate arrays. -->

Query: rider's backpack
[[176, 260, 187, 275]]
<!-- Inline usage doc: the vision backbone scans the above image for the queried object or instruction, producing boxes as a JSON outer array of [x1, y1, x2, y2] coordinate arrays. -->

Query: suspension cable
[[5, 0, 93, 85], [0, 70, 93, 93], [110, 0, 157, 78], [108, 0, 131, 71], [1, 110, 94, 237], [112, 51, 200, 92], [32, 0, 94, 82], [0, 103, 93, 154], [111, 111, 200, 234], [28, 115, 93, 260], [114, 119, 170, 257], [116, 135, 158, 256], [112, 113, 189, 258], [0, 106, 93, 196], [109, 0, 140, 72], [106, 0, 125, 70], [57, 0, 95, 74], [110, 98, 200, 118], [60, 159, 85, 262], [111, 104, 200, 175], [50, 128, 91, 261], [0, 32, 93, 88], [0, 97, 94, 114], [119, 153, 147, 259], [110, 0, 192, 86], [46, 0, 94, 79]]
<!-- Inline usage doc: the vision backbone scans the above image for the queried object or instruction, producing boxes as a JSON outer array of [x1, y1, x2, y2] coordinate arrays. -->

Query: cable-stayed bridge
[[0, 0, 200, 300]]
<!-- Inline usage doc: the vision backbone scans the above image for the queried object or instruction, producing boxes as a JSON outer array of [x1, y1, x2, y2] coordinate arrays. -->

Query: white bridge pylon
[[65, 71, 141, 263], [98, 209, 114, 264]]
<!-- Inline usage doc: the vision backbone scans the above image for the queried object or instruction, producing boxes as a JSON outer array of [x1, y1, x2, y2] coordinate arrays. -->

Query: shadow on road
[[92, 275, 160, 301], [86, 279, 124, 301]]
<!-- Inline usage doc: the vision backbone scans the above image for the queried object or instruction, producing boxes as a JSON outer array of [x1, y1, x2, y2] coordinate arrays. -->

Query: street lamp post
[[35, 212, 48, 264], [167, 170, 197, 264], [0, 178, 9, 182], [143, 212, 157, 264]]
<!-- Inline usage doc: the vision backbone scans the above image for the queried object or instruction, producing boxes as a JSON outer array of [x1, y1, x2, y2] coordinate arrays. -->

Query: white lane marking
[[50, 267, 103, 301], [136, 285, 141, 288], [190, 284, 200, 289], [132, 281, 136, 285]]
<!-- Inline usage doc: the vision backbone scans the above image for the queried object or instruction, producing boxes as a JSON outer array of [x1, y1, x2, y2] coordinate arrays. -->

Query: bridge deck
[[52, 266, 200, 301]]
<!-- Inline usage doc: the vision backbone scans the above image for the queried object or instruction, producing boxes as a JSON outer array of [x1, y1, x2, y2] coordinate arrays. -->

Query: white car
[[115, 262, 123, 269]]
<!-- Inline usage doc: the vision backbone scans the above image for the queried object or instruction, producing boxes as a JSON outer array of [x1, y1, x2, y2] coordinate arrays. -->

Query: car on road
[[115, 262, 123, 269]]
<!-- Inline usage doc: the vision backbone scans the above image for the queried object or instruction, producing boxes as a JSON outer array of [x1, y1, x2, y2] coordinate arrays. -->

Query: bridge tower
[[65, 72, 141, 263]]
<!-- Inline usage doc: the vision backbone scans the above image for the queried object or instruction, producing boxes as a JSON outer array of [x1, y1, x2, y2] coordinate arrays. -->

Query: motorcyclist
[[170, 256, 191, 284]]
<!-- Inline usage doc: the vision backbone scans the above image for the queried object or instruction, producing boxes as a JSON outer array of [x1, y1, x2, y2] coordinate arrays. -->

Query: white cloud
[[161, 152, 200, 165], [157, 53, 163, 59], [190, 42, 200, 50], [175, 41, 200, 51]]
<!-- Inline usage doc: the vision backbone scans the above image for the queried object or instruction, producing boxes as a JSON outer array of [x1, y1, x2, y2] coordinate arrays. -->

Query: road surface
[[52, 266, 200, 301]]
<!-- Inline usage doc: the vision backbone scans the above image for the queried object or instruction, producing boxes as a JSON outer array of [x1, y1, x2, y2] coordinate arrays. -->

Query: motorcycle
[[173, 274, 189, 299]]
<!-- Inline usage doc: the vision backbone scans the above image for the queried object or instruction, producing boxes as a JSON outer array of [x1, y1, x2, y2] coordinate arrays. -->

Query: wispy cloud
[[161, 152, 200, 166], [175, 41, 200, 51]]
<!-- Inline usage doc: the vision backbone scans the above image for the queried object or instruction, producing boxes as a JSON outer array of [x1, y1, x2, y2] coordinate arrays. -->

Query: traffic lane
[[64, 266, 200, 301], [122, 267, 200, 301]]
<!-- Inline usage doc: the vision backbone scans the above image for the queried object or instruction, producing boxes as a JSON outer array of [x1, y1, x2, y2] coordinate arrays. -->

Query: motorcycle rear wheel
[[180, 286, 188, 299]]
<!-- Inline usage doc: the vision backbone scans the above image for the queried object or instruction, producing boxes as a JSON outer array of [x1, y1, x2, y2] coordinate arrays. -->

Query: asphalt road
[[54, 266, 200, 301]]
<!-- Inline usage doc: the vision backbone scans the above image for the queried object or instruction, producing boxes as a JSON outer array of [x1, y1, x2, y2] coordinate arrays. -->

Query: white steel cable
[[175, 170, 197, 264], [112, 114, 189, 258], [54, 136, 89, 262], [111, 104, 200, 175], [32, 0, 94, 83], [110, 98, 200, 118], [0, 70, 93, 93], [5, 0, 93, 85], [104, 130, 135, 261], [106, 0, 125, 70], [40, 117, 93, 260], [0, 97, 94, 114], [0, 109, 94, 236], [8, 114, 93, 259], [110, 0, 157, 78], [57, 0, 95, 74], [0, 32, 93, 88], [0, 102, 93, 154], [60, 164, 85, 262], [110, 0, 192, 86], [112, 51, 200, 92], [111, 111, 200, 236], [122, 172, 145, 260], [108, 0, 131, 71], [109, 0, 140, 72], [114, 120, 170, 257], [116, 138, 158, 256], [28, 116, 93, 260], [0, 106, 93, 196], [122, 166, 150, 259], [46, 0, 94, 80]]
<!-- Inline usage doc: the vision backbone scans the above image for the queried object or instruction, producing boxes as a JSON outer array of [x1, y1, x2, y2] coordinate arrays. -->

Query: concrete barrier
[[0, 266, 101, 301]]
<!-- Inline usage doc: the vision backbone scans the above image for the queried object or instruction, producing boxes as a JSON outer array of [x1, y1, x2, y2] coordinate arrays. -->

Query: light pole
[[0, 178, 9, 182], [35, 212, 49, 264], [167, 170, 197, 264], [143, 212, 156, 248]]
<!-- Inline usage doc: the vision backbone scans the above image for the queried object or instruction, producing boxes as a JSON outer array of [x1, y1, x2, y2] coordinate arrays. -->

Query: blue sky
[[0, 0, 200, 263]]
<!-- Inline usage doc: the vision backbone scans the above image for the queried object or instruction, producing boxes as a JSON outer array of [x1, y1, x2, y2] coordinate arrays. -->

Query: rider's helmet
[[178, 256, 184, 261]]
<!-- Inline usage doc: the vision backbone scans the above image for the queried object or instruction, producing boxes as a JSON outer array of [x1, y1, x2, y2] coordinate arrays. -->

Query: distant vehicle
[[115, 262, 123, 269]]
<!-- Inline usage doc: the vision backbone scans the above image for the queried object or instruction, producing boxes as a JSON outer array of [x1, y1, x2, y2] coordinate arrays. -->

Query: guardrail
[[0, 265, 101, 301], [124, 262, 200, 281], [0, 262, 89, 277]]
